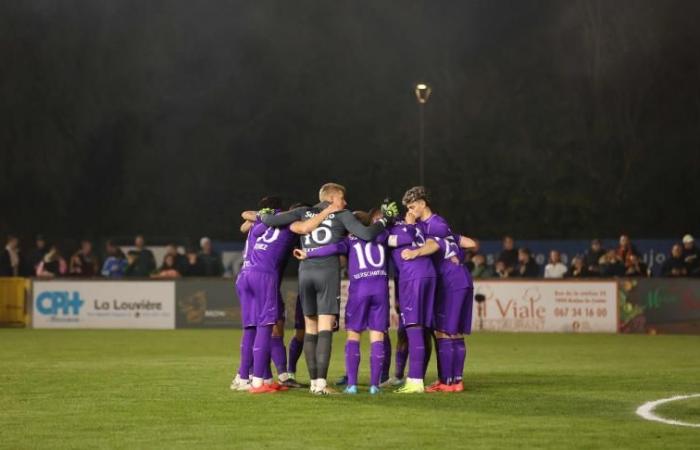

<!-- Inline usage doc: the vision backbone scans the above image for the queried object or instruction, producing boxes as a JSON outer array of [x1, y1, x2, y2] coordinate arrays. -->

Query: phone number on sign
[[554, 307, 608, 318]]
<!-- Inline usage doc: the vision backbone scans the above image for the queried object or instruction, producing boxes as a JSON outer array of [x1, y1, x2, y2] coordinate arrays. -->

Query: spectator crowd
[[465, 234, 700, 279], [1, 232, 698, 280], [0, 234, 223, 279]]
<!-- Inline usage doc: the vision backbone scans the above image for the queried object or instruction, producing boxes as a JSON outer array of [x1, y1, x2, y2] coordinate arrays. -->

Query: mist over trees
[[1, 0, 699, 241]]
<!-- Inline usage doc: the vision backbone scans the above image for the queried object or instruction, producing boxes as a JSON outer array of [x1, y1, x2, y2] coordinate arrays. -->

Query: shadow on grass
[[222, 371, 633, 420]]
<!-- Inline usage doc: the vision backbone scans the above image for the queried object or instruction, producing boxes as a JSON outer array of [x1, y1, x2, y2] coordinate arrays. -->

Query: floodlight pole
[[419, 104, 425, 186], [415, 83, 431, 186]]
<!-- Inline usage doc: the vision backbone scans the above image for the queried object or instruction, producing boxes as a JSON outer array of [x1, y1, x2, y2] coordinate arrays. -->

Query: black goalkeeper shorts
[[298, 267, 341, 316]]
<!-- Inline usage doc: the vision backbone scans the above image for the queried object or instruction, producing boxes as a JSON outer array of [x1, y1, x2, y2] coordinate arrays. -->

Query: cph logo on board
[[32, 281, 176, 329], [35, 291, 84, 316]]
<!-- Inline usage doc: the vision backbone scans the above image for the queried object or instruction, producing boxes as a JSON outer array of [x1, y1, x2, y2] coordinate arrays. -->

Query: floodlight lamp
[[415, 83, 431, 104]]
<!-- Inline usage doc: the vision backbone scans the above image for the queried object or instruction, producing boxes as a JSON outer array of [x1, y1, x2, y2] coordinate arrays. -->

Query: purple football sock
[[436, 338, 454, 384], [423, 328, 434, 378], [287, 337, 303, 373], [270, 335, 287, 375], [395, 328, 408, 379], [395, 345, 408, 379], [406, 327, 425, 380], [253, 325, 273, 379], [238, 327, 256, 379], [452, 337, 466, 382], [370, 341, 385, 387], [345, 340, 361, 386], [381, 334, 392, 382]]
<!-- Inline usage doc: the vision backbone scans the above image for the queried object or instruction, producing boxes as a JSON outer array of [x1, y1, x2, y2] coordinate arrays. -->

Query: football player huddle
[[230, 183, 475, 395]]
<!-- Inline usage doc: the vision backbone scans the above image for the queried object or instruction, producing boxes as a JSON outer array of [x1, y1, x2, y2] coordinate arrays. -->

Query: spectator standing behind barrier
[[164, 243, 188, 275], [497, 235, 518, 276], [23, 234, 47, 276], [183, 246, 204, 276], [471, 254, 493, 278], [616, 234, 638, 262], [660, 244, 687, 277], [598, 250, 625, 277], [152, 254, 181, 278], [198, 237, 223, 276], [681, 234, 700, 277], [133, 234, 156, 275], [584, 239, 605, 276], [463, 239, 480, 272], [0, 235, 21, 276], [624, 254, 649, 277], [69, 239, 100, 277], [101, 240, 127, 278], [515, 248, 540, 277], [494, 260, 510, 278], [125, 250, 151, 277], [544, 250, 568, 279], [36, 243, 67, 277], [567, 256, 589, 278]]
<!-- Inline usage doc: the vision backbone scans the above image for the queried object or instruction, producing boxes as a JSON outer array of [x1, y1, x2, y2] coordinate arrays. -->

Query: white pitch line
[[636, 394, 700, 428]]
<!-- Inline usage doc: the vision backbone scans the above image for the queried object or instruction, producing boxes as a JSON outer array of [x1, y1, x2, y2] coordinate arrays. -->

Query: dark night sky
[[1, 0, 699, 243]]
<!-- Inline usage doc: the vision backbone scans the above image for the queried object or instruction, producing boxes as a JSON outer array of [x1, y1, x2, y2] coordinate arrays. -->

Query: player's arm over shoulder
[[456, 234, 477, 249], [241, 211, 257, 222], [387, 224, 416, 247], [240, 211, 260, 233], [374, 229, 390, 245], [337, 210, 385, 241], [290, 212, 325, 235], [261, 207, 306, 227], [289, 204, 340, 235], [240, 221, 254, 234]]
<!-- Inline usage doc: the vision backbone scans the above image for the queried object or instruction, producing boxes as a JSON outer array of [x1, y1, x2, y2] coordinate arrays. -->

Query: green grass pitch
[[1, 330, 699, 449]]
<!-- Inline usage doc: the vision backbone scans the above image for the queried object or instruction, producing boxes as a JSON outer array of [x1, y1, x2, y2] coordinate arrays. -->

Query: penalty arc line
[[636, 394, 700, 428]]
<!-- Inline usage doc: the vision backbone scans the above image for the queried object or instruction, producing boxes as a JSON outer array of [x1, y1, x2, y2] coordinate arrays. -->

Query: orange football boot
[[266, 382, 289, 392], [248, 384, 277, 394], [425, 381, 452, 393], [449, 381, 464, 392]]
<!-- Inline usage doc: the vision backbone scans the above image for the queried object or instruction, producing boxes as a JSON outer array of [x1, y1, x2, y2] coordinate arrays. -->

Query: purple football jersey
[[387, 221, 436, 281], [241, 219, 267, 271], [305, 231, 390, 294], [452, 232, 475, 289], [260, 202, 386, 272], [416, 213, 451, 239], [431, 235, 471, 290], [242, 218, 297, 273], [416, 214, 471, 289], [346, 231, 389, 293]]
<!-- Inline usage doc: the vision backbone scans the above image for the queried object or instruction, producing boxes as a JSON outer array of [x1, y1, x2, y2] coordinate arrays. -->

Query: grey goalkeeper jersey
[[261, 201, 386, 270]]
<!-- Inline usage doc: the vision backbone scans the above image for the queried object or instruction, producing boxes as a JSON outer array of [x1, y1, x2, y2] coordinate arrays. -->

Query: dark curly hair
[[258, 196, 283, 210]]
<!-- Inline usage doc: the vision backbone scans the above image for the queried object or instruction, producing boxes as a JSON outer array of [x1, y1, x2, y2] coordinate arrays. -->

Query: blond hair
[[318, 182, 346, 202]]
